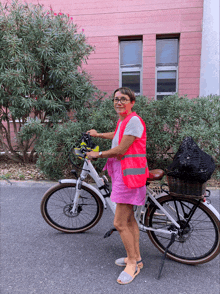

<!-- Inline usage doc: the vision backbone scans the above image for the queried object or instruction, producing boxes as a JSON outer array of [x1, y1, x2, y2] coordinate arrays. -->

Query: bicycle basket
[[167, 175, 207, 199]]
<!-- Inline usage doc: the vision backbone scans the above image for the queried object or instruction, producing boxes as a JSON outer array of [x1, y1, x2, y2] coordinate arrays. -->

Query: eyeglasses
[[112, 97, 130, 104]]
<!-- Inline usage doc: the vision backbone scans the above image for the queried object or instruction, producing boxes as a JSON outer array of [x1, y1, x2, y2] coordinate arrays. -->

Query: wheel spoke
[[41, 183, 103, 233], [146, 196, 219, 263]]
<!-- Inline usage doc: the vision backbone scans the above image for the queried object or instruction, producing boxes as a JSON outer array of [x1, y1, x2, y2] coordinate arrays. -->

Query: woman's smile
[[115, 106, 125, 112]]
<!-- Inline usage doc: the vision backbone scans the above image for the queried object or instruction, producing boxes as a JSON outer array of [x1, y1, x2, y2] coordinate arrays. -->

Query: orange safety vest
[[114, 112, 149, 188]]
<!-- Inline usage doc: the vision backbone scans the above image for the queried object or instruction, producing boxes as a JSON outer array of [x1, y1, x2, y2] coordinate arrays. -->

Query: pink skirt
[[103, 158, 146, 205]]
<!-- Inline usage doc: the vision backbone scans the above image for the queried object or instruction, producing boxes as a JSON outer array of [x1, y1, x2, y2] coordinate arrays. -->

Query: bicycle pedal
[[103, 228, 117, 238]]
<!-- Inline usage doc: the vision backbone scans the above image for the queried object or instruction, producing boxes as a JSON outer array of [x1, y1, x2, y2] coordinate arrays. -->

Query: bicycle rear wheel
[[146, 195, 220, 264], [41, 183, 104, 233]]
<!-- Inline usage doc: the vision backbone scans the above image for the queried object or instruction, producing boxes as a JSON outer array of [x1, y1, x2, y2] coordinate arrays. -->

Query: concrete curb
[[0, 179, 57, 187], [0, 179, 219, 188]]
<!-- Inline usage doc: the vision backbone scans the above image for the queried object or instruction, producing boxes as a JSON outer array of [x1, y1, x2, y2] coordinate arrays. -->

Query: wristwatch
[[99, 151, 103, 158]]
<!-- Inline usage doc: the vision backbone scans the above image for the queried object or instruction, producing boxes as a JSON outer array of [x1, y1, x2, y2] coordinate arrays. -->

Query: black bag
[[167, 137, 215, 183]]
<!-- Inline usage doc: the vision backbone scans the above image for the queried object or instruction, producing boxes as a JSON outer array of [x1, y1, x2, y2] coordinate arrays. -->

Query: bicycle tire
[[41, 183, 104, 233], [145, 195, 220, 265]]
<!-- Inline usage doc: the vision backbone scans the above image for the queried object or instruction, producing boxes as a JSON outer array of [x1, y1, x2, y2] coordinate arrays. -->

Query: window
[[119, 39, 142, 95], [156, 38, 179, 100]]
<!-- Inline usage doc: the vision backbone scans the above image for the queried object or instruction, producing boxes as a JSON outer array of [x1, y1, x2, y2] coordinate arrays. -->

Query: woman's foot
[[117, 263, 140, 285]]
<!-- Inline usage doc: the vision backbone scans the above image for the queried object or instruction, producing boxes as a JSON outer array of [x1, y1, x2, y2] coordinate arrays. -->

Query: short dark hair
[[113, 87, 136, 102]]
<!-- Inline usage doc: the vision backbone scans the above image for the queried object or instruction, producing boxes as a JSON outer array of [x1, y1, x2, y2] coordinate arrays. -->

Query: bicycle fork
[[70, 160, 94, 215], [70, 178, 83, 215]]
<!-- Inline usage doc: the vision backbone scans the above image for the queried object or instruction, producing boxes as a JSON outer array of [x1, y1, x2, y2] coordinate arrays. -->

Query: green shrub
[[34, 97, 112, 179], [135, 95, 218, 167], [89, 94, 220, 174], [34, 121, 84, 179], [35, 94, 220, 180], [0, 1, 97, 163]]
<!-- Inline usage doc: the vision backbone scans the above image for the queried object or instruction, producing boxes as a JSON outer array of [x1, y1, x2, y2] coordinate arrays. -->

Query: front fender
[[59, 179, 107, 209]]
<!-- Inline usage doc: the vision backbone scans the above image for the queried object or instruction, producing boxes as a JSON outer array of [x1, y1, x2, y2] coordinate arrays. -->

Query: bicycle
[[41, 133, 220, 277]]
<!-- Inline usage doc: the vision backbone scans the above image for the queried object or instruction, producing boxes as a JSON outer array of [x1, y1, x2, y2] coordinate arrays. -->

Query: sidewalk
[[0, 179, 57, 187]]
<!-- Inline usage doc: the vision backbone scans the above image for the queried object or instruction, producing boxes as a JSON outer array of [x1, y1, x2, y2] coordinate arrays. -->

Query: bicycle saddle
[[147, 169, 164, 181]]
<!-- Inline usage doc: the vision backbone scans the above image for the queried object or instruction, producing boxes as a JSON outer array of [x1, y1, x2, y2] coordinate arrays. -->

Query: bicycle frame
[[60, 158, 182, 236]]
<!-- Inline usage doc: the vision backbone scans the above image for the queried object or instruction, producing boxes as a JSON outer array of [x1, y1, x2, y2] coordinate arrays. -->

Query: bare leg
[[114, 203, 141, 277], [127, 212, 142, 262], [120, 210, 143, 267]]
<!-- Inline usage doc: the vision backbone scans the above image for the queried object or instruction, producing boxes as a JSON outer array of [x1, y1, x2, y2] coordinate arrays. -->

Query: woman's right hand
[[87, 129, 99, 137]]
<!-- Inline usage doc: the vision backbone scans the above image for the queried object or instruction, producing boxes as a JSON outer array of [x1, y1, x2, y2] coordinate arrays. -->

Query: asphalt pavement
[[0, 180, 219, 294]]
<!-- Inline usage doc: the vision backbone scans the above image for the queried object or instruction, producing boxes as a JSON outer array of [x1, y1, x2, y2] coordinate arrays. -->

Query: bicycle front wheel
[[146, 195, 220, 264], [41, 183, 104, 233]]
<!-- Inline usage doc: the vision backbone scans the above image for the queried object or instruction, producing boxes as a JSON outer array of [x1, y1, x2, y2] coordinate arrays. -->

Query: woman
[[86, 87, 149, 285]]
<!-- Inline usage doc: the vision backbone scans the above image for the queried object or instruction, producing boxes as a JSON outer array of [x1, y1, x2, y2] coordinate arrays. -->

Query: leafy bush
[[34, 121, 84, 179], [87, 94, 219, 175], [134, 94, 220, 171], [34, 97, 112, 179], [0, 1, 97, 162], [36, 94, 219, 180]]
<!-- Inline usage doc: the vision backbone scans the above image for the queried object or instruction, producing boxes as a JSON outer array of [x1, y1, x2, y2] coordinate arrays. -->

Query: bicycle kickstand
[[157, 232, 176, 280]]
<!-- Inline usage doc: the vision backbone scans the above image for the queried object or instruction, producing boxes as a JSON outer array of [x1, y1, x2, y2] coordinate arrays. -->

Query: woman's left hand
[[86, 151, 100, 160]]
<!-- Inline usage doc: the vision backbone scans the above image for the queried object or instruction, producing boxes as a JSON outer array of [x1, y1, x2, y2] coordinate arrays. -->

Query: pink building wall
[[2, 0, 203, 99]]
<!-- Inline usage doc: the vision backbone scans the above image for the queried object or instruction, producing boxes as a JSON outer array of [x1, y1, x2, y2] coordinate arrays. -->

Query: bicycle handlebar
[[69, 132, 99, 167], [80, 132, 97, 149]]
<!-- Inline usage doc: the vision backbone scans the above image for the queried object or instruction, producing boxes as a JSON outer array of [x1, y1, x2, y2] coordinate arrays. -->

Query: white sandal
[[115, 257, 143, 269], [117, 265, 140, 285]]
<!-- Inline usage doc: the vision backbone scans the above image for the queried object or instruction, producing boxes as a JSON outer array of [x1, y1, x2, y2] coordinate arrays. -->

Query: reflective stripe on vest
[[123, 167, 146, 176], [121, 154, 146, 160]]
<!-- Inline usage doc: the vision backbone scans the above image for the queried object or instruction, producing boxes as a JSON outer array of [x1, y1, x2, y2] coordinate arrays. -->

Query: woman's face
[[113, 91, 135, 117]]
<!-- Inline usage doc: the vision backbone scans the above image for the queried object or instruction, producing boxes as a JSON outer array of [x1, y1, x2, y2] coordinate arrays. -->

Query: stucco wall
[[2, 0, 204, 98]]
